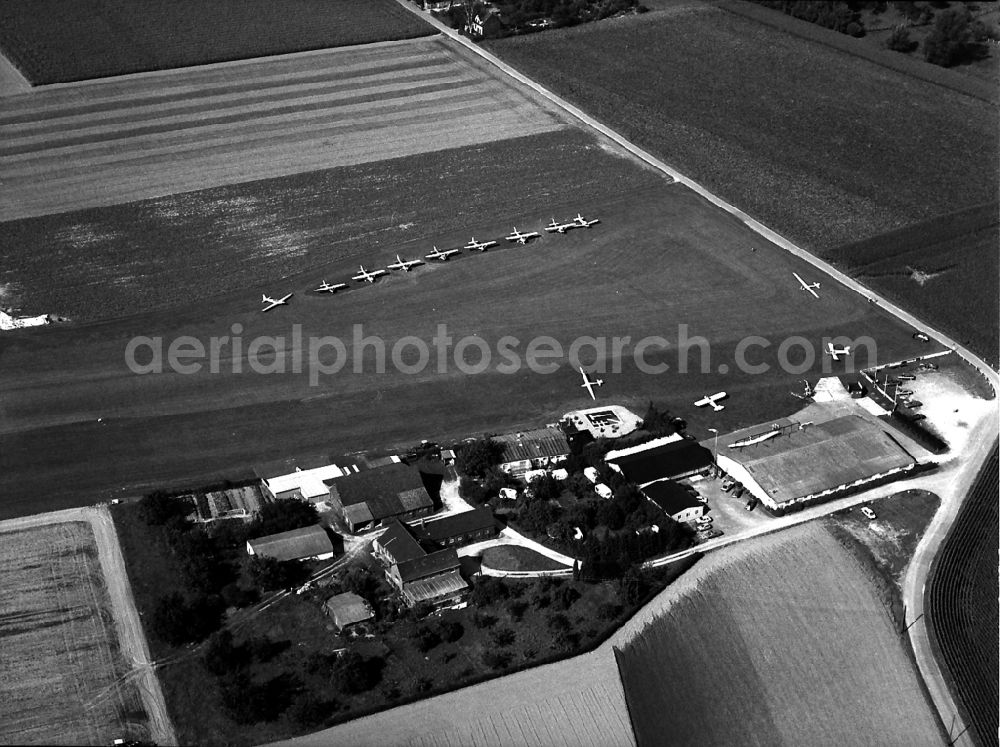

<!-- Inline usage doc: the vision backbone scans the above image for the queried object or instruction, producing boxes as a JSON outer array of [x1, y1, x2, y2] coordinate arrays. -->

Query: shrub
[[151, 592, 224, 646], [470, 576, 510, 606], [473, 611, 498, 628], [482, 649, 513, 670], [491, 627, 516, 647], [138, 491, 192, 525], [332, 651, 383, 695], [554, 585, 582, 610], [413, 625, 442, 653], [439, 620, 465, 643], [287, 694, 336, 727], [507, 599, 529, 621]]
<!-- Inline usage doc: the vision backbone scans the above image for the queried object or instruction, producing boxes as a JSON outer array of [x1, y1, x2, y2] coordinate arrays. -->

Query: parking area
[[679, 473, 773, 541]]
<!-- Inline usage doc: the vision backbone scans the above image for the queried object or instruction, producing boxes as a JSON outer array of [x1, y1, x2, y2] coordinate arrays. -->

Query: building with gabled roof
[[713, 414, 918, 514], [328, 463, 436, 532], [642, 481, 704, 523], [495, 427, 570, 477], [605, 436, 713, 486], [246, 524, 335, 562], [323, 592, 374, 631], [374, 519, 427, 565], [409, 507, 498, 547]]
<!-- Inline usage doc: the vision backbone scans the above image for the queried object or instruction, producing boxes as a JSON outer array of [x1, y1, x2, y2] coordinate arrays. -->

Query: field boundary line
[[393, 4, 1000, 739], [0, 50, 30, 96]]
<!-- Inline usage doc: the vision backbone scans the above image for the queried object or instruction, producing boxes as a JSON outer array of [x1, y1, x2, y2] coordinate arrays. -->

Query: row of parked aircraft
[[261, 214, 600, 311]]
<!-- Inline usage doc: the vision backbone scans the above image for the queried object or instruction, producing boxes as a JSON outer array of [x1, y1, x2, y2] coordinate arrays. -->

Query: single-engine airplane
[[314, 281, 347, 294], [694, 392, 728, 411], [825, 342, 851, 361], [425, 246, 460, 261], [352, 265, 387, 283], [574, 213, 600, 227], [464, 237, 497, 252], [580, 368, 603, 400], [545, 217, 577, 234], [387, 254, 423, 272], [261, 293, 292, 312], [505, 227, 540, 245], [793, 272, 820, 298]]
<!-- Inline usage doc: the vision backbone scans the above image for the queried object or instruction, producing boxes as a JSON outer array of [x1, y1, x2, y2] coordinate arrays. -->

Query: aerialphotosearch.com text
[[124, 323, 877, 386]]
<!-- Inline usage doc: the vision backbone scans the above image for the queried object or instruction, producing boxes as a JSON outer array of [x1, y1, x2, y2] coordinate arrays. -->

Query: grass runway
[[0, 181, 935, 519]]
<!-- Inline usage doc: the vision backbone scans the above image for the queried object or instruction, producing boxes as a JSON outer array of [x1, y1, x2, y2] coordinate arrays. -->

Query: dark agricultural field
[[0, 0, 433, 85], [830, 203, 1000, 363], [0, 132, 937, 519], [484, 1, 998, 358], [926, 443, 999, 747]]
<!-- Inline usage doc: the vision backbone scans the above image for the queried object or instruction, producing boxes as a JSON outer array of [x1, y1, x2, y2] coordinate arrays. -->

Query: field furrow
[[0, 37, 568, 221]]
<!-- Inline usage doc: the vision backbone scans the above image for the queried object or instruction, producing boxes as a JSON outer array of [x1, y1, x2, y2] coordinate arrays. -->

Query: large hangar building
[[713, 414, 918, 514]]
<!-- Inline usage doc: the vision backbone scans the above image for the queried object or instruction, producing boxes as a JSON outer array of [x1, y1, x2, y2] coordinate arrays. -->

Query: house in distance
[[245, 524, 336, 562]]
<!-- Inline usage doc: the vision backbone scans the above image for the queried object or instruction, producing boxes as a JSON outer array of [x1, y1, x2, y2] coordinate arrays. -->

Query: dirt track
[[0, 507, 176, 746], [0, 37, 566, 221]]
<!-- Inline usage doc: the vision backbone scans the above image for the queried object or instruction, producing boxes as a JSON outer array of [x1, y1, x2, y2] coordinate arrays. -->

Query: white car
[[860, 506, 877, 520]]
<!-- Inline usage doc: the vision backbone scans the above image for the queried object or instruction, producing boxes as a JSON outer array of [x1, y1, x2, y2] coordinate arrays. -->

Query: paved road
[[0, 507, 177, 746], [393, 5, 1000, 740]]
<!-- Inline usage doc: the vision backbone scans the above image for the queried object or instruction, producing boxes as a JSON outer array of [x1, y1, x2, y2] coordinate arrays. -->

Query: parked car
[[722, 481, 736, 493], [698, 529, 723, 541], [745, 498, 758, 511], [913, 332, 930, 342], [918, 362, 939, 371], [860, 506, 877, 520], [696, 515, 713, 525]]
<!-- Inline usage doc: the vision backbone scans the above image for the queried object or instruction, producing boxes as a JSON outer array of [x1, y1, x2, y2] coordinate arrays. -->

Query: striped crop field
[[0, 37, 568, 222], [615, 523, 942, 745], [0, 521, 147, 745], [927, 444, 1000, 747]]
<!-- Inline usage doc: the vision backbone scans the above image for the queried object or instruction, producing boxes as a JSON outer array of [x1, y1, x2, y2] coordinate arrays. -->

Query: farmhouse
[[467, 7, 504, 38], [605, 435, 713, 486], [496, 427, 570, 477], [328, 463, 436, 532], [713, 415, 918, 514], [410, 507, 498, 547], [246, 524, 335, 562], [394, 549, 467, 608], [323, 592, 374, 632], [642, 481, 704, 523]]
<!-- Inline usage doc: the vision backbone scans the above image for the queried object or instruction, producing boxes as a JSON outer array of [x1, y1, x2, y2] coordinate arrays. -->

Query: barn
[[245, 524, 336, 562], [605, 435, 714, 486]]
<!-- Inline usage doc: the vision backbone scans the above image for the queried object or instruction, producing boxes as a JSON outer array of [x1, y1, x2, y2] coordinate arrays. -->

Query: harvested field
[[0, 129, 650, 322], [0, 520, 148, 745], [0, 0, 432, 85], [484, 1, 998, 357], [615, 523, 942, 745], [0, 179, 937, 519], [927, 444, 999, 747], [0, 36, 568, 221]]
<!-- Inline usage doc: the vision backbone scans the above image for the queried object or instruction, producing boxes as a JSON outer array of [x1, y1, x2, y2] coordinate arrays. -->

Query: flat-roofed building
[[246, 524, 335, 562], [713, 415, 918, 514], [259, 462, 350, 503]]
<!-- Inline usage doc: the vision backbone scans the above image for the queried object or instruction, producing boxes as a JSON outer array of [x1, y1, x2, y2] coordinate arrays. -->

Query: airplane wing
[[694, 397, 710, 407], [712, 391, 727, 400]]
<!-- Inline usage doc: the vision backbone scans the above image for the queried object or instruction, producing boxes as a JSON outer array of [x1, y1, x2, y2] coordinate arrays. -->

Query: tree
[[528, 473, 562, 503], [245, 499, 318, 539], [455, 438, 505, 478], [617, 565, 647, 606], [246, 555, 303, 592], [203, 630, 251, 675], [151, 592, 224, 646], [885, 24, 917, 52], [412, 624, 441, 653], [138, 491, 191, 525], [332, 651, 382, 694], [439, 620, 465, 642], [924, 6, 979, 66], [470, 576, 510, 606], [554, 584, 581, 610], [491, 626, 516, 647]]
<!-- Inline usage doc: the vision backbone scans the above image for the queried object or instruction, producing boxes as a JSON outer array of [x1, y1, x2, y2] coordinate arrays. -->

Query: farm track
[[0, 37, 566, 221], [926, 445, 999, 747]]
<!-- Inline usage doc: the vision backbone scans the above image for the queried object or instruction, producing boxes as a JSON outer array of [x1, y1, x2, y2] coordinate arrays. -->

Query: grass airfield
[[0, 179, 935, 518]]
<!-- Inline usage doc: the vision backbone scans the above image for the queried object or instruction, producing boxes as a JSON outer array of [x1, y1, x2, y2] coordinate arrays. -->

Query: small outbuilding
[[246, 524, 335, 562], [642, 481, 705, 523], [323, 592, 374, 631]]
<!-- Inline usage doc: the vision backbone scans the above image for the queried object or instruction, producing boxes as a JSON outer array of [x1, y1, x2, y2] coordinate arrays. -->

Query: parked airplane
[[545, 217, 577, 234], [314, 280, 347, 294], [352, 265, 387, 283], [580, 368, 603, 400], [425, 246, 460, 261], [793, 272, 820, 298], [825, 342, 851, 361], [464, 237, 497, 252], [387, 254, 423, 272], [261, 293, 292, 312], [574, 213, 600, 227], [505, 227, 541, 245], [694, 392, 728, 411], [729, 430, 780, 448]]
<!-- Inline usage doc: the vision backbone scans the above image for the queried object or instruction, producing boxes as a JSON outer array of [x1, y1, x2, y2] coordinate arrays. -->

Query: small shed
[[323, 592, 374, 631]]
